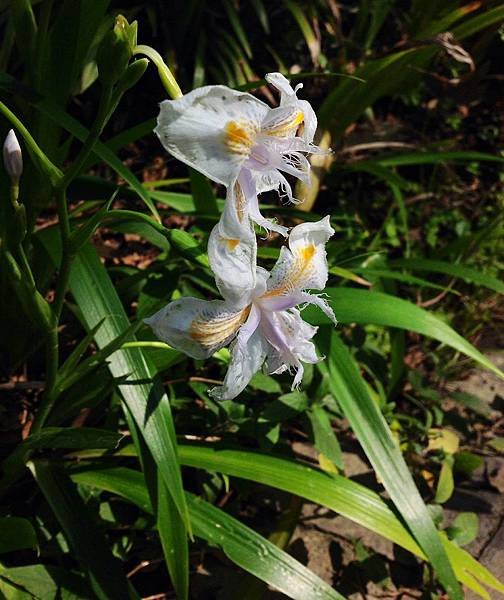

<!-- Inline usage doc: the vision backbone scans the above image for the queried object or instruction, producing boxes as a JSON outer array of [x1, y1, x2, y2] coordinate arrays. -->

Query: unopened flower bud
[[97, 15, 137, 86], [3, 129, 23, 182]]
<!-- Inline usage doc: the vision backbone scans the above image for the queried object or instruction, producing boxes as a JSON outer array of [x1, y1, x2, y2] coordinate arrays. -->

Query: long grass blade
[[389, 258, 504, 295], [317, 330, 463, 599], [70, 466, 346, 600], [28, 460, 138, 600], [66, 445, 504, 597], [124, 409, 189, 600], [304, 288, 503, 378], [68, 244, 190, 528], [176, 445, 503, 598]]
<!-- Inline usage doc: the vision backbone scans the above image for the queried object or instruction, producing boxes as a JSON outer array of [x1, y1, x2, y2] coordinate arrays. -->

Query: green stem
[[31, 327, 58, 435], [3, 250, 57, 437], [51, 188, 72, 323], [51, 85, 114, 321], [133, 45, 183, 99], [33, 84, 115, 431], [9, 182, 20, 205], [2, 250, 52, 334], [59, 85, 114, 189], [15, 243, 36, 290], [2, 251, 56, 437], [121, 341, 173, 350]]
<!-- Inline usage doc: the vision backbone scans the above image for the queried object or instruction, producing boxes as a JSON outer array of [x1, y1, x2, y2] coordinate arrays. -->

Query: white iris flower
[[145, 217, 336, 400], [155, 72, 325, 239]]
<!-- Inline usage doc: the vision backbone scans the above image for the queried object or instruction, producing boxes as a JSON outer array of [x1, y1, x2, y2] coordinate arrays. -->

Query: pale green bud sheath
[[1, 129, 40, 316]]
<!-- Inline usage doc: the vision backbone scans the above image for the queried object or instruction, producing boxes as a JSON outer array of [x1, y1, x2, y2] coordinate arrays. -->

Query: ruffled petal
[[155, 85, 269, 187], [253, 169, 297, 206], [293, 98, 318, 145], [265, 72, 318, 144], [258, 290, 303, 312], [208, 185, 257, 307], [265, 72, 296, 99], [239, 168, 289, 237], [209, 328, 267, 400], [254, 266, 270, 297], [298, 291, 337, 325], [262, 308, 320, 390], [236, 303, 261, 347], [262, 216, 335, 298], [261, 105, 304, 139], [144, 297, 250, 359]]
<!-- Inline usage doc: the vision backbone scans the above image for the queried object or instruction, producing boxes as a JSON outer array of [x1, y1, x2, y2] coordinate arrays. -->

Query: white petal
[[254, 267, 270, 297], [294, 98, 318, 145], [144, 297, 250, 359], [288, 215, 334, 256], [239, 168, 289, 237], [261, 105, 304, 139], [262, 216, 335, 297], [208, 226, 257, 308], [208, 185, 257, 307], [262, 308, 320, 390], [236, 303, 261, 347], [155, 85, 270, 187], [209, 328, 267, 400], [265, 72, 318, 143], [3, 129, 23, 180], [253, 169, 297, 207], [299, 291, 337, 325], [265, 73, 297, 99]]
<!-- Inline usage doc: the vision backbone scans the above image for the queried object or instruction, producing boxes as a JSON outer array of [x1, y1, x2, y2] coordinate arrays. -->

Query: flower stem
[[31, 327, 58, 435], [15, 243, 36, 289], [59, 85, 114, 189], [2, 250, 52, 334], [133, 45, 183, 99], [52, 83, 114, 322], [35, 84, 115, 430]]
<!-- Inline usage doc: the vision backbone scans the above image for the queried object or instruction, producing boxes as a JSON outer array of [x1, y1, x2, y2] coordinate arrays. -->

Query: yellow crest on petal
[[226, 238, 240, 251], [224, 120, 257, 156], [189, 306, 251, 349], [262, 243, 316, 298], [263, 110, 304, 137], [299, 243, 315, 263], [234, 182, 247, 223]]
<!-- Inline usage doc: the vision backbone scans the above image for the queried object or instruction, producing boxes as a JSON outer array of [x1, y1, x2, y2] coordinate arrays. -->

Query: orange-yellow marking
[[226, 238, 240, 251], [262, 243, 316, 298], [264, 110, 304, 137], [234, 182, 247, 223], [224, 120, 257, 156], [299, 243, 315, 262], [189, 306, 251, 348]]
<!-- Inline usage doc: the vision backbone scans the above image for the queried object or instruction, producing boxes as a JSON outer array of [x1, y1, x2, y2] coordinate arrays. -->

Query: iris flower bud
[[96, 15, 137, 85], [3, 129, 23, 183]]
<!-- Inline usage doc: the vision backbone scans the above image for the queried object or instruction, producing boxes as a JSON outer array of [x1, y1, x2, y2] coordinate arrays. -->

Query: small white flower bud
[[3, 129, 23, 181]]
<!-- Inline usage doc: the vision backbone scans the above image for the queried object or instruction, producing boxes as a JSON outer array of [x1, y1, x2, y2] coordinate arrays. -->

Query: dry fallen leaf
[[427, 428, 460, 454], [487, 457, 504, 494]]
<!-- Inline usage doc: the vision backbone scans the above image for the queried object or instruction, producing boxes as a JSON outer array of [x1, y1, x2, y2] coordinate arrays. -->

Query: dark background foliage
[[0, 1, 502, 599]]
